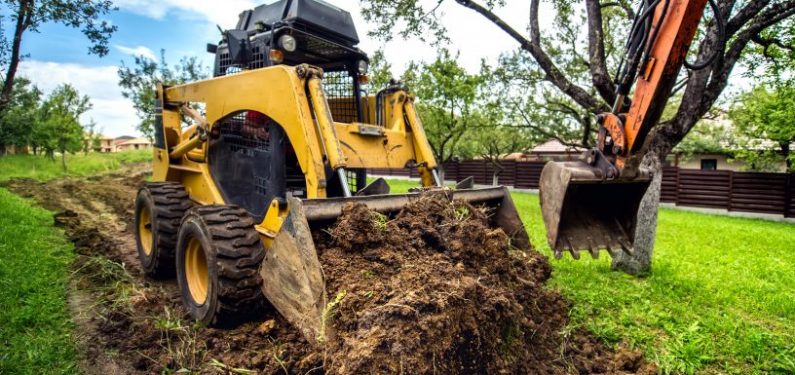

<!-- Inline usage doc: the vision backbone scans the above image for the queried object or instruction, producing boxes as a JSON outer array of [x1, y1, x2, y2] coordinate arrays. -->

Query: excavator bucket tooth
[[261, 187, 531, 345], [539, 160, 651, 258]]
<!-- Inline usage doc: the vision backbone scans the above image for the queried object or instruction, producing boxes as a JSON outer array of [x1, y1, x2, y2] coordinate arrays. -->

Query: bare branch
[[513, 103, 583, 148], [586, 0, 617, 104], [455, 0, 609, 113], [752, 34, 795, 60], [726, 0, 770, 36]]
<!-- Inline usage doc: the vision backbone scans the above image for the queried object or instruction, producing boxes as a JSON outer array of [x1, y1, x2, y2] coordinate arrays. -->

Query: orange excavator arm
[[540, 0, 717, 258], [602, 0, 710, 173]]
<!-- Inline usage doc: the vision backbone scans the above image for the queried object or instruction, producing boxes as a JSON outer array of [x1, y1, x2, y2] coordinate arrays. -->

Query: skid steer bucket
[[539, 161, 651, 259], [259, 186, 530, 344]]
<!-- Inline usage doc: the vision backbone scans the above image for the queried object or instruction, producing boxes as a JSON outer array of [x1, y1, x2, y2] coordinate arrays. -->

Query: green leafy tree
[[409, 49, 484, 178], [674, 117, 735, 160], [0, 77, 40, 154], [37, 84, 91, 171], [117, 51, 207, 140], [729, 85, 795, 172], [472, 120, 532, 185], [360, 0, 795, 275], [0, 0, 116, 133], [82, 119, 102, 155], [366, 49, 393, 91]]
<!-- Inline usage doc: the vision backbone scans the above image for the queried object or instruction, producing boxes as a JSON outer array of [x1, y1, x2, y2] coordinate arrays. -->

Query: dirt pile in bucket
[[2, 166, 655, 374], [313, 195, 655, 374]]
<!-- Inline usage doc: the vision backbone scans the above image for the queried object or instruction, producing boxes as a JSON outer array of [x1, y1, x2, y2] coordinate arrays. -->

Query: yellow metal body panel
[[152, 64, 439, 224]]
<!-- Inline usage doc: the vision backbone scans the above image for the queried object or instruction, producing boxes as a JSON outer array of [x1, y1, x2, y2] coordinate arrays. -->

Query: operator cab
[[209, 0, 370, 123], [207, 0, 372, 211]]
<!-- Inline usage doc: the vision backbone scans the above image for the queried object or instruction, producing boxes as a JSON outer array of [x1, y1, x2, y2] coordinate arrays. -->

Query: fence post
[[674, 167, 680, 206], [727, 171, 734, 212], [786, 173, 793, 218]]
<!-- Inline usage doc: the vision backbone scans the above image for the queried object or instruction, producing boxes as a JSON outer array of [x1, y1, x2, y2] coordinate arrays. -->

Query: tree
[[360, 0, 795, 275], [673, 117, 736, 160], [0, 0, 115, 119], [37, 84, 91, 170], [729, 85, 795, 172], [475, 125, 531, 185], [366, 49, 394, 90], [117, 51, 208, 140], [0, 77, 41, 154], [82, 119, 102, 155], [408, 49, 484, 178]]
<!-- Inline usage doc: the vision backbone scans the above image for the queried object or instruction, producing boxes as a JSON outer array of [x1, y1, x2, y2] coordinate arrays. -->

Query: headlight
[[357, 59, 369, 74], [279, 35, 297, 52]]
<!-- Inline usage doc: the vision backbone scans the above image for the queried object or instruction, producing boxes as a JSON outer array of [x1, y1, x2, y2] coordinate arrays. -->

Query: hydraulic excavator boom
[[540, 0, 718, 258]]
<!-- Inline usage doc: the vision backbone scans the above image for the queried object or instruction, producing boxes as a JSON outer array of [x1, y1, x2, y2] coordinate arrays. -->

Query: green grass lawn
[[0, 149, 150, 182], [0, 188, 76, 374], [0, 150, 150, 373], [385, 178, 795, 374]]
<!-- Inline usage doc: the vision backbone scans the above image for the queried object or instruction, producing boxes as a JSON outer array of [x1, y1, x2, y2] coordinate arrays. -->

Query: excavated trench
[[2, 165, 655, 374]]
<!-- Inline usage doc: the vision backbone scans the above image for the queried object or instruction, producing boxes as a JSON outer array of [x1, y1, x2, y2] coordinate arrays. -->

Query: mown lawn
[[0, 188, 76, 374], [385, 178, 795, 374], [0, 149, 150, 182], [0, 150, 150, 374]]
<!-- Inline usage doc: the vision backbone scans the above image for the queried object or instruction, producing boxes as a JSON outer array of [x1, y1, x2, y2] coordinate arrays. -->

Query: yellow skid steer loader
[[133, 0, 528, 343]]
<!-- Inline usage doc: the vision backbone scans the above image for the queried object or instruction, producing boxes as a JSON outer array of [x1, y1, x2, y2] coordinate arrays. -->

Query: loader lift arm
[[540, 0, 719, 258]]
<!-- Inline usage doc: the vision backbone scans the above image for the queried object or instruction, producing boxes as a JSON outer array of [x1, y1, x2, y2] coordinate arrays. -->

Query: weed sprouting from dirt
[[370, 211, 389, 232], [317, 290, 347, 344], [73, 256, 140, 313], [208, 359, 256, 374], [154, 308, 207, 372]]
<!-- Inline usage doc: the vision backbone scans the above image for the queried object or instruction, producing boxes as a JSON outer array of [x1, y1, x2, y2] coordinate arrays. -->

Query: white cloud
[[112, 0, 538, 72], [18, 60, 140, 138], [113, 0, 259, 28], [116, 44, 158, 60]]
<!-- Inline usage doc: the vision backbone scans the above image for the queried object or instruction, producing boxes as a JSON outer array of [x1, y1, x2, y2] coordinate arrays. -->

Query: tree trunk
[[0, 2, 30, 111], [0, 144, 6, 156], [61, 152, 67, 172], [611, 152, 662, 276], [492, 171, 499, 186]]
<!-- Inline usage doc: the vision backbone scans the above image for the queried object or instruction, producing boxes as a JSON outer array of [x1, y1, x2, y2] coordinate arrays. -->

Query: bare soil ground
[[2, 165, 656, 374]]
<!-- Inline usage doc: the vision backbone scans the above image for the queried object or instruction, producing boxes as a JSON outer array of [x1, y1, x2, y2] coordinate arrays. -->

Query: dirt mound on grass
[[314, 196, 654, 374], [2, 166, 655, 374]]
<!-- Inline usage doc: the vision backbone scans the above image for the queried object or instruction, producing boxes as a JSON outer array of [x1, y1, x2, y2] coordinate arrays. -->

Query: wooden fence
[[370, 160, 795, 218]]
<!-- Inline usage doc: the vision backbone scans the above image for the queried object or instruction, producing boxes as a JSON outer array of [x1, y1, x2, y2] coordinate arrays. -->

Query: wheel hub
[[185, 238, 209, 305], [138, 207, 153, 256]]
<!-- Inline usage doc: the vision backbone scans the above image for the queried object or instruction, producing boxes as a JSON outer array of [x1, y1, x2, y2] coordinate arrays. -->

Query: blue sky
[[10, 0, 537, 137], [8, 0, 748, 137]]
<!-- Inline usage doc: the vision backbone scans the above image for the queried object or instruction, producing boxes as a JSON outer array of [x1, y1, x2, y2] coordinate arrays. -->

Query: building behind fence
[[370, 160, 795, 218]]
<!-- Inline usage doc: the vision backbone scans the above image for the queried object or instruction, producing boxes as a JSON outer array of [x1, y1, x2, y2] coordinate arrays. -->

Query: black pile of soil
[[313, 195, 655, 374]]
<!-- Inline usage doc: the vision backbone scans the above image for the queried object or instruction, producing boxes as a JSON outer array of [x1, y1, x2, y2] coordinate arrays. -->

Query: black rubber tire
[[134, 182, 192, 278], [175, 205, 265, 327]]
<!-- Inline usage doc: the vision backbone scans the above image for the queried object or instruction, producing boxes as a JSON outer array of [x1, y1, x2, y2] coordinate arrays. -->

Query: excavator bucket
[[259, 186, 530, 344], [539, 161, 651, 259]]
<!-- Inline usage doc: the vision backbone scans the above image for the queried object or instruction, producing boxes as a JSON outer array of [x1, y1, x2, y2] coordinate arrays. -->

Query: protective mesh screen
[[209, 112, 274, 220], [323, 70, 358, 123]]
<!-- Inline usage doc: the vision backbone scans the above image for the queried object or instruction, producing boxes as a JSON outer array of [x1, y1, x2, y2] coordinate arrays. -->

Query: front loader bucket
[[259, 198, 327, 343], [539, 161, 651, 259], [259, 187, 530, 345]]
